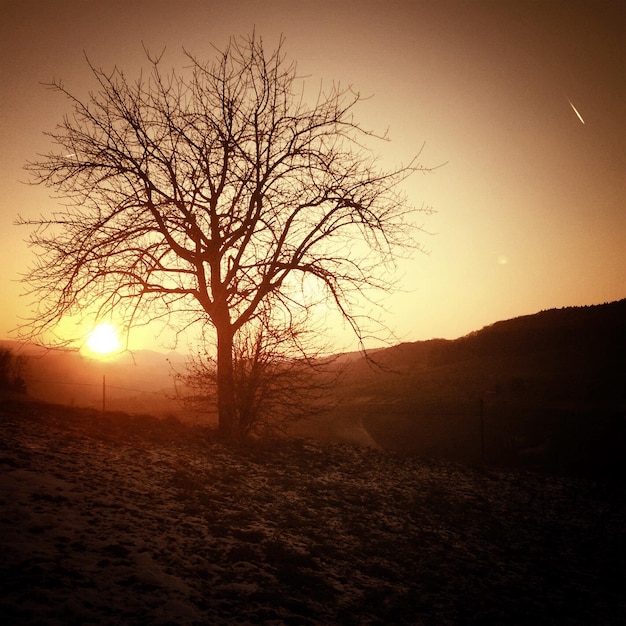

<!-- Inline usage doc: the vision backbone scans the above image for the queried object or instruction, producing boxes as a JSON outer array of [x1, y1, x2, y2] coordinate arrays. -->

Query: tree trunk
[[215, 319, 238, 440]]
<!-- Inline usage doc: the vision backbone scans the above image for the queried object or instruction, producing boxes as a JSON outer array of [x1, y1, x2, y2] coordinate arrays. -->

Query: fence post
[[480, 397, 485, 461]]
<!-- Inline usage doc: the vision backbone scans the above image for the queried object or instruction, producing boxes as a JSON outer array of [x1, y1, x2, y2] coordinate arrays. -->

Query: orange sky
[[1, 0, 624, 352]]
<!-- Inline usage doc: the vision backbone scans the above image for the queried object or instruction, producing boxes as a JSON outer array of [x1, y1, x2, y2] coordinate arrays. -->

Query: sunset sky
[[1, 0, 624, 352]]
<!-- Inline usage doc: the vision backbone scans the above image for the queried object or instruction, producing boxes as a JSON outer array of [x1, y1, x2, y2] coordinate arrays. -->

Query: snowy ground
[[1, 399, 624, 625]]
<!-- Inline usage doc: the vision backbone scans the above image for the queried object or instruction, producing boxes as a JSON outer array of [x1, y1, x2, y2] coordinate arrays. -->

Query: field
[[1, 398, 624, 625]]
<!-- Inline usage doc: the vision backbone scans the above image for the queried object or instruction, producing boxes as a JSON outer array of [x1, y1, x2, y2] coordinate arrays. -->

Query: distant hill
[[0, 341, 189, 419], [329, 300, 626, 476]]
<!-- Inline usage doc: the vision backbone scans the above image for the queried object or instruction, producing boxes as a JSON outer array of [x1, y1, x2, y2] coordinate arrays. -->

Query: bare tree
[[18, 34, 434, 439], [175, 301, 339, 435]]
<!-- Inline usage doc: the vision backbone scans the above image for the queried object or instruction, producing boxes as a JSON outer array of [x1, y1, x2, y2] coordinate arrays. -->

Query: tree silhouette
[[19, 34, 434, 439], [174, 301, 338, 436]]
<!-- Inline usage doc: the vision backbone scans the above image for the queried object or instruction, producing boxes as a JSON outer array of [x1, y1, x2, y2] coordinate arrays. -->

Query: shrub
[[0, 347, 27, 393]]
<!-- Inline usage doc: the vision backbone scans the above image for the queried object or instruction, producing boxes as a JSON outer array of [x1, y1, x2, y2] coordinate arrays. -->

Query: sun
[[86, 323, 120, 355]]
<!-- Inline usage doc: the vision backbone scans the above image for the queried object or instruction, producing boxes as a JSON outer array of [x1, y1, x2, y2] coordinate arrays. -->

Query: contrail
[[567, 98, 585, 125]]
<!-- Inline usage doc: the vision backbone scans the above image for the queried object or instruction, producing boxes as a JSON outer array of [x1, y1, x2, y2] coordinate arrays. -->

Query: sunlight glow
[[86, 323, 120, 355]]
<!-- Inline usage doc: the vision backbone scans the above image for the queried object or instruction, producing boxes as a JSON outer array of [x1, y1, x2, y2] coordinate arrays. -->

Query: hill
[[1, 399, 624, 624], [324, 300, 626, 475]]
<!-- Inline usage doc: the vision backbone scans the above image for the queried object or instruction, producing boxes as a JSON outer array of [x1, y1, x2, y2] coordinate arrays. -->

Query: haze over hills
[[3, 299, 625, 475], [0, 342, 188, 418]]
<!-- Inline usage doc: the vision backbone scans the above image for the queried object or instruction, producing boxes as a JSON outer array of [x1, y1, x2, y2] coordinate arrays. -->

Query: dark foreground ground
[[1, 399, 624, 625]]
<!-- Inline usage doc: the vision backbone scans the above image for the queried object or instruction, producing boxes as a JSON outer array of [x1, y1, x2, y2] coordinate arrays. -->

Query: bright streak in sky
[[567, 98, 585, 125]]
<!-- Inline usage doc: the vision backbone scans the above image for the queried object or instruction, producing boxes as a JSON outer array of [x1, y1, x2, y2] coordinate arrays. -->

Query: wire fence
[[25, 376, 216, 425], [26, 376, 182, 415], [29, 379, 168, 395]]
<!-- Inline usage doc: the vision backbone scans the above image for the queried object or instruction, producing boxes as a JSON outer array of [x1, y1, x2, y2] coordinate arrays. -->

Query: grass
[[1, 397, 625, 624]]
